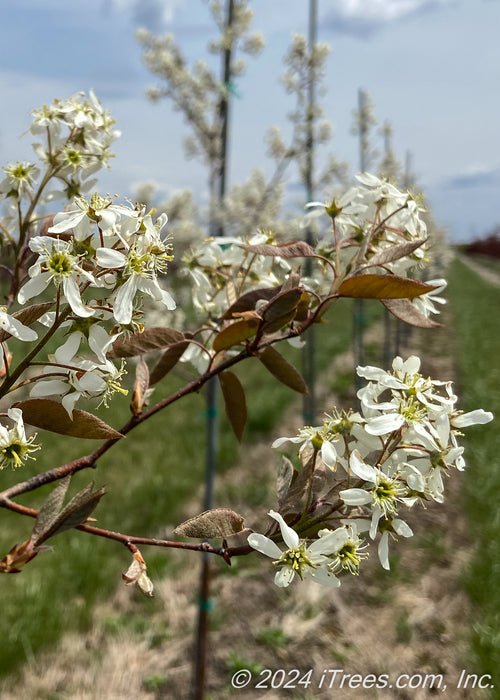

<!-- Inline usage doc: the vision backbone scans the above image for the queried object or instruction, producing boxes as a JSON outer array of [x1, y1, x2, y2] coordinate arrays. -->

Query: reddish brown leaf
[[108, 327, 184, 358], [258, 346, 309, 395], [338, 274, 438, 300], [149, 340, 190, 385], [381, 298, 441, 328], [212, 319, 259, 353], [218, 370, 247, 441], [14, 399, 123, 440]]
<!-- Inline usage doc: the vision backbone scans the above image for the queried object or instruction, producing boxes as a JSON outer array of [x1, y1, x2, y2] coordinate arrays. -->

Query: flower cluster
[[252, 355, 493, 584], [306, 173, 429, 282], [15, 194, 175, 415], [182, 231, 290, 317], [0, 92, 119, 214]]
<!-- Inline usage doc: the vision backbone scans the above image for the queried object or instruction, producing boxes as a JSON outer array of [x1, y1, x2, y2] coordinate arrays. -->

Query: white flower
[[248, 510, 349, 587], [340, 451, 409, 537], [272, 425, 340, 469], [30, 331, 127, 417], [0, 409, 40, 469], [321, 524, 369, 576], [95, 219, 175, 325], [49, 193, 140, 242], [18, 236, 95, 318], [411, 278, 447, 317], [357, 355, 456, 437], [0, 161, 39, 197]]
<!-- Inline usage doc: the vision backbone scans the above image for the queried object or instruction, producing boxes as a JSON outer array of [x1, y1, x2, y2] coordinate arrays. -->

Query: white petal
[[365, 413, 405, 436], [356, 365, 387, 381], [272, 436, 303, 448], [304, 566, 341, 588], [378, 532, 390, 570], [349, 450, 376, 482], [393, 519, 413, 537], [30, 379, 69, 397], [268, 510, 299, 549], [49, 209, 86, 233], [339, 488, 373, 506], [400, 355, 421, 374], [452, 410, 493, 427], [113, 277, 137, 325], [308, 528, 349, 557], [54, 332, 82, 363], [96, 247, 126, 269], [274, 567, 295, 587], [0, 311, 38, 341], [62, 392, 80, 418], [18, 272, 51, 304], [63, 277, 94, 318], [320, 441, 337, 468], [247, 533, 283, 560]]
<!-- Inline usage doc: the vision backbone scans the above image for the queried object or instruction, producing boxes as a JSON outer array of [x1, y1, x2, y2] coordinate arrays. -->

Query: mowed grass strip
[[447, 257, 500, 683], [0, 296, 384, 676]]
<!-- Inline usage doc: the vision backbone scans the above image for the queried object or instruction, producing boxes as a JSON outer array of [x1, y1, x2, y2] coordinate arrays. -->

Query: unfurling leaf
[[108, 327, 184, 358], [258, 346, 309, 394], [149, 340, 190, 385], [0, 538, 50, 574], [260, 288, 302, 334], [381, 298, 441, 328], [213, 319, 259, 353], [131, 357, 150, 416], [278, 453, 316, 522], [338, 274, 438, 299], [174, 508, 245, 539], [122, 550, 154, 597], [222, 287, 280, 320], [32, 481, 106, 546], [276, 456, 294, 511], [31, 475, 72, 545], [218, 370, 247, 441], [14, 399, 123, 439], [242, 241, 317, 259], [0, 302, 54, 343]]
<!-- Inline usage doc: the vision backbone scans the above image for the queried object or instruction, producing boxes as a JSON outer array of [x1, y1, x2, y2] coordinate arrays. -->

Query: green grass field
[[447, 257, 500, 687]]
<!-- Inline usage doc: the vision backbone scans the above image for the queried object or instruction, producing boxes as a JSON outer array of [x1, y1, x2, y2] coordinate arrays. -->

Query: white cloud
[[106, 0, 186, 30], [323, 0, 455, 38]]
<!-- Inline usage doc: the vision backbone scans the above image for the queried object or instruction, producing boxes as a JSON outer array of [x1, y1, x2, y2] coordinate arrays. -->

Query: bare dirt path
[[455, 253, 500, 286]]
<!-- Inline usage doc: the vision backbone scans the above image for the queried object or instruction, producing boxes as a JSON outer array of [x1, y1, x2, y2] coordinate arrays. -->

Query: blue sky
[[1, 0, 499, 242]]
